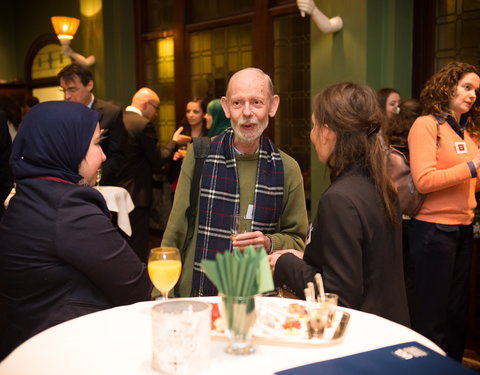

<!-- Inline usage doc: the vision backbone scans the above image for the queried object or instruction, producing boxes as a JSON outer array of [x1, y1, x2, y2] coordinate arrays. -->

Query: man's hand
[[172, 126, 191, 146], [232, 231, 271, 252]]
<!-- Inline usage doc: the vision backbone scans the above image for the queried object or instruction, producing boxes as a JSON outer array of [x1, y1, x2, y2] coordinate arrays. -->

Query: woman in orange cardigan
[[408, 61, 480, 360]]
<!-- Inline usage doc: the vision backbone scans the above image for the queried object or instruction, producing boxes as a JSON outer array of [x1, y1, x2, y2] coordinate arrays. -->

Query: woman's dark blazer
[[0, 178, 152, 359], [274, 165, 410, 326]]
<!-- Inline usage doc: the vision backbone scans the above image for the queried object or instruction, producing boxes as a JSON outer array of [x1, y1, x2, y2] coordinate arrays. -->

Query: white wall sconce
[[297, 0, 343, 34]]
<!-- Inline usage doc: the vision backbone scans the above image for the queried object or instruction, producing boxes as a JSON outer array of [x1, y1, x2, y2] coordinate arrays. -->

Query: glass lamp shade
[[51, 16, 80, 40]]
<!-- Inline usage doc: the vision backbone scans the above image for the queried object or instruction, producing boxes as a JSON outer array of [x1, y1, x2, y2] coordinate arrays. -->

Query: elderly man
[[111, 88, 191, 262], [57, 64, 125, 185], [162, 68, 308, 297]]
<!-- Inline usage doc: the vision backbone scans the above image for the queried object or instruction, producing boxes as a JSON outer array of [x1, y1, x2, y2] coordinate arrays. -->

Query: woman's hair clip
[[367, 123, 380, 136]]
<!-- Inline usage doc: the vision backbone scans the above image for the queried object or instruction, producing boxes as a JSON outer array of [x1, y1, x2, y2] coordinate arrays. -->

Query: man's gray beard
[[232, 121, 268, 144], [234, 132, 260, 144]]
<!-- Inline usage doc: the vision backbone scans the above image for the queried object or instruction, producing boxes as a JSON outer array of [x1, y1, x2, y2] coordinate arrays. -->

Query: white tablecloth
[[0, 298, 443, 375], [95, 186, 135, 236]]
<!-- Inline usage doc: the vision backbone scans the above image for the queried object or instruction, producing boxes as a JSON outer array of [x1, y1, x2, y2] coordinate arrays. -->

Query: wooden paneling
[[412, 0, 436, 99]]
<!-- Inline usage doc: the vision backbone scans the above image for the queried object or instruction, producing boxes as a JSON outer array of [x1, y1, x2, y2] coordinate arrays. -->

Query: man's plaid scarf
[[191, 128, 284, 296]]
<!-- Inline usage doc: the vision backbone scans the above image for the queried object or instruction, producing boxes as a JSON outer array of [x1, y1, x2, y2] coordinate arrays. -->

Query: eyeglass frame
[[147, 100, 160, 110], [58, 86, 79, 94]]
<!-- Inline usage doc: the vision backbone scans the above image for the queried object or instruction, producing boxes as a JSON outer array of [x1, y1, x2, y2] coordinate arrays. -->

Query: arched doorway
[[25, 34, 72, 102]]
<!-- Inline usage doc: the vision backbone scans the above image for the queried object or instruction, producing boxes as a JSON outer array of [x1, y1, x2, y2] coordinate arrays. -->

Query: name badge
[[245, 204, 254, 220], [455, 142, 468, 154]]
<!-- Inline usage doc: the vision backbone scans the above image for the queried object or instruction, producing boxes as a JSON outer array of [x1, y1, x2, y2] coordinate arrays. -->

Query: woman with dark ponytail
[[269, 82, 409, 326]]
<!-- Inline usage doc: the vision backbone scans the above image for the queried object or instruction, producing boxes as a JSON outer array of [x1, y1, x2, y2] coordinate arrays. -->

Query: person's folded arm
[[272, 187, 364, 306], [408, 116, 473, 194], [56, 188, 152, 306], [273, 251, 318, 299]]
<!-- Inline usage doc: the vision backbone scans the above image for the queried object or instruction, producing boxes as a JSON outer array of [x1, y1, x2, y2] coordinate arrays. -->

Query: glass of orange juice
[[148, 247, 182, 301], [179, 146, 188, 158]]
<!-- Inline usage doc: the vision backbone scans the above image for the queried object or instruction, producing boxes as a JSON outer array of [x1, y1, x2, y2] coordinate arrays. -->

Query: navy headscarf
[[10, 101, 99, 184]]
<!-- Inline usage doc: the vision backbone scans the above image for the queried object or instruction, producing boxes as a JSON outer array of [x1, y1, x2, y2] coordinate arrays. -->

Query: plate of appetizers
[[208, 297, 350, 346]]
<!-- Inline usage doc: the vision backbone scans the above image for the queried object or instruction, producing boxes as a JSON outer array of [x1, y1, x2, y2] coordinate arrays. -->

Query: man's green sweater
[[161, 145, 308, 297]]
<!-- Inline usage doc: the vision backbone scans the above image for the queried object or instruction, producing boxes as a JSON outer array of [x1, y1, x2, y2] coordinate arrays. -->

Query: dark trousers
[[402, 219, 416, 323], [408, 219, 472, 360], [124, 206, 151, 263]]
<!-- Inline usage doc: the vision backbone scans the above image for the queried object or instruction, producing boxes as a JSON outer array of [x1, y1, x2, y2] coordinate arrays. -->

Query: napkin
[[200, 246, 274, 296]]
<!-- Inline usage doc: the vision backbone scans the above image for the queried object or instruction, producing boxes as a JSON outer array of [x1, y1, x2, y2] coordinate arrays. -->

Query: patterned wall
[[435, 0, 480, 70]]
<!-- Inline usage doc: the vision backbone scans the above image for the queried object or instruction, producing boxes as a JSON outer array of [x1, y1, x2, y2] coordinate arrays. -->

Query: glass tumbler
[[151, 300, 211, 374], [219, 294, 257, 355]]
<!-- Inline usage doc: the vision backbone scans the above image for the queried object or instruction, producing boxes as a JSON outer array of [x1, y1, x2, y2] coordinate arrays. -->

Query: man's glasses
[[58, 87, 79, 94], [148, 101, 160, 110]]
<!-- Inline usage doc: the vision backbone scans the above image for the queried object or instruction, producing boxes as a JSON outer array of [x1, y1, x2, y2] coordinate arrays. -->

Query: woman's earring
[[95, 169, 102, 187]]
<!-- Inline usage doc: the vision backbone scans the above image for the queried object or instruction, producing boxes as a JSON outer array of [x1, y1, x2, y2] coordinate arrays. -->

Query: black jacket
[[92, 98, 127, 185], [0, 111, 12, 218], [112, 110, 177, 207], [0, 178, 151, 359], [274, 165, 410, 326]]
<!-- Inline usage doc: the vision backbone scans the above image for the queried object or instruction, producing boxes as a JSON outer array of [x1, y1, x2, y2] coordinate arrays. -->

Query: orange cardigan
[[408, 115, 479, 225]]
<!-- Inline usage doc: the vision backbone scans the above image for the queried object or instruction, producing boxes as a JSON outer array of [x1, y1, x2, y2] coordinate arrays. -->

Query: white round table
[[0, 298, 443, 375]]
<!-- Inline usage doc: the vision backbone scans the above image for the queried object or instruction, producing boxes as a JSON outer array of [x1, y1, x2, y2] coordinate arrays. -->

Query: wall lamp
[[51, 16, 95, 67]]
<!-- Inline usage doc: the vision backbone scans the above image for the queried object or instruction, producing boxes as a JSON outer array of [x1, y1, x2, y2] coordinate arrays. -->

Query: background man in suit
[[57, 64, 125, 185], [111, 87, 191, 262]]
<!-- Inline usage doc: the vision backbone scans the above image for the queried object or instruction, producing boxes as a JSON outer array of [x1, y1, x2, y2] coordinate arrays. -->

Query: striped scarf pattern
[[191, 128, 284, 296]]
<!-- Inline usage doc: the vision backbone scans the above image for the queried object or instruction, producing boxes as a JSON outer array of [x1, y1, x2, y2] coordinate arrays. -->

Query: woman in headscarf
[[205, 98, 231, 138], [0, 101, 152, 360], [269, 82, 409, 326]]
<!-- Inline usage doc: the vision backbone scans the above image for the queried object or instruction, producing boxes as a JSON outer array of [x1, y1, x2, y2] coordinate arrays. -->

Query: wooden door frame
[[134, 0, 298, 130], [411, 0, 436, 99]]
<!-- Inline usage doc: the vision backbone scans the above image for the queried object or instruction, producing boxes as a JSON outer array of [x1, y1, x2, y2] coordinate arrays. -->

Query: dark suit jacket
[[274, 165, 410, 326], [91, 98, 126, 185], [112, 110, 177, 207], [0, 111, 12, 218], [0, 179, 152, 359]]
